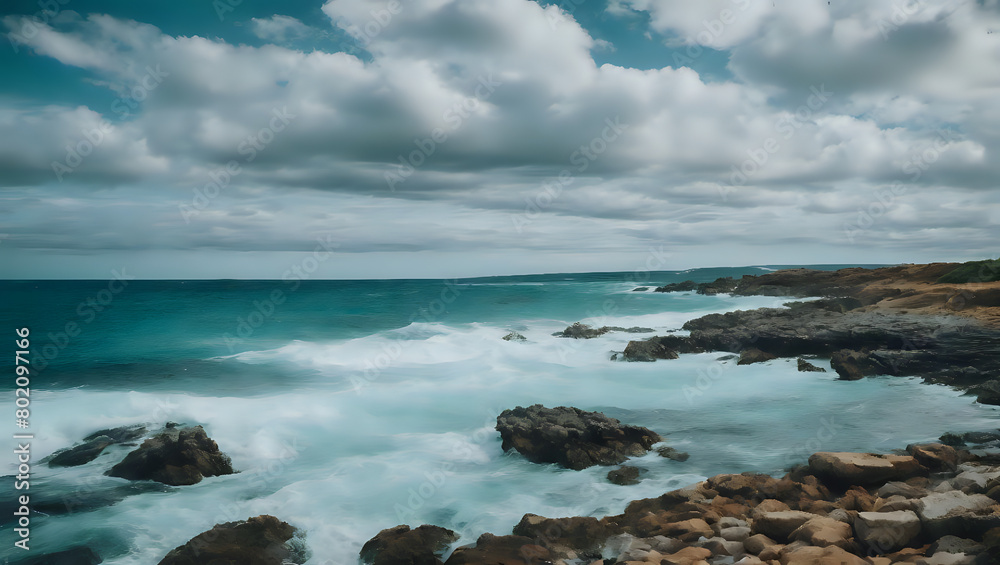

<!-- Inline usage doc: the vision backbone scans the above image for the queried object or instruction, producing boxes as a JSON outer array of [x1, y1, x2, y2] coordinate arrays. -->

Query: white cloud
[[250, 15, 314, 43]]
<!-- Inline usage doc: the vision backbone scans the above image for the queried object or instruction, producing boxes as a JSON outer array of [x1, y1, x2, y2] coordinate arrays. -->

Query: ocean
[[2, 266, 998, 564]]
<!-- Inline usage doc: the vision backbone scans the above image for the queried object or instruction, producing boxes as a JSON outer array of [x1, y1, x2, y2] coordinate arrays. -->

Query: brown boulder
[[512, 514, 618, 556], [906, 443, 958, 472], [751, 511, 816, 543], [157, 515, 304, 565], [808, 452, 925, 488], [108, 426, 234, 486], [738, 348, 778, 365], [360, 525, 459, 565], [777, 544, 867, 565], [788, 516, 853, 550]]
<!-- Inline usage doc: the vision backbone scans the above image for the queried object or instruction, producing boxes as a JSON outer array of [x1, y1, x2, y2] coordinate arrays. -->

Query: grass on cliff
[[937, 258, 1000, 284]]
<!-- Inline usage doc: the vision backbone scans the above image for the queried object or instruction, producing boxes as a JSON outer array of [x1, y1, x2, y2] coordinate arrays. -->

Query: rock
[[108, 426, 234, 486], [928, 536, 985, 555], [743, 533, 777, 555], [654, 281, 696, 293], [808, 452, 925, 487], [10, 547, 102, 565], [555, 323, 611, 339], [777, 544, 867, 565], [445, 533, 551, 565], [696, 277, 738, 295], [796, 358, 827, 372], [830, 349, 879, 380], [907, 443, 959, 472], [49, 437, 116, 467], [632, 287, 649, 292], [788, 516, 853, 550], [941, 432, 967, 447], [503, 331, 527, 342], [360, 524, 459, 565], [737, 348, 778, 365], [660, 546, 712, 565], [983, 527, 1000, 562], [876, 481, 927, 499], [660, 518, 714, 543], [720, 526, 752, 542], [622, 340, 679, 362], [963, 431, 1000, 445], [750, 499, 790, 519], [853, 510, 921, 554], [974, 380, 1000, 405], [496, 405, 662, 470], [512, 514, 617, 556], [48, 425, 148, 467], [656, 446, 690, 462], [916, 491, 1000, 539], [608, 466, 642, 485], [916, 552, 977, 565], [84, 425, 147, 443], [157, 515, 305, 565], [698, 536, 745, 556], [750, 511, 816, 543]]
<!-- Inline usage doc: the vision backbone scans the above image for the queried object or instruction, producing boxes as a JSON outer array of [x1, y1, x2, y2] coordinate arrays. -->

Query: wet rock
[[84, 425, 147, 443], [360, 524, 459, 565], [907, 444, 959, 472], [502, 331, 527, 342], [496, 405, 662, 470], [157, 515, 305, 565], [554, 323, 610, 339], [853, 510, 921, 553], [808, 452, 924, 488], [797, 358, 827, 372], [444, 533, 551, 565], [974, 380, 1000, 405], [108, 425, 234, 486], [654, 281, 696, 293], [656, 446, 690, 462], [632, 287, 649, 292], [737, 348, 778, 365], [830, 349, 880, 380], [623, 340, 679, 362], [512, 514, 618, 556], [608, 465, 642, 485], [48, 425, 148, 467]]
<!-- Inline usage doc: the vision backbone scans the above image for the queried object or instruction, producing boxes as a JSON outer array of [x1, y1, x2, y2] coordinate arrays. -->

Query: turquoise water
[[1, 267, 996, 564]]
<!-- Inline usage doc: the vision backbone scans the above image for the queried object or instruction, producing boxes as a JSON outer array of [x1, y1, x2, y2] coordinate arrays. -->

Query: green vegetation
[[937, 258, 1000, 284]]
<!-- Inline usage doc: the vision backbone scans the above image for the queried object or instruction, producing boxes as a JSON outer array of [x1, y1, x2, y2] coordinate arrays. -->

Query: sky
[[0, 0, 998, 279]]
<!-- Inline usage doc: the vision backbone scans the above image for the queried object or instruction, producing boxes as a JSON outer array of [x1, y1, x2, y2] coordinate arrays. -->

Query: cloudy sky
[[0, 0, 998, 279]]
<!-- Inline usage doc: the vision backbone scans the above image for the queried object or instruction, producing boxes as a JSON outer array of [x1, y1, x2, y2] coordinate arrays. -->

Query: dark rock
[[360, 524, 459, 565], [632, 287, 649, 292], [654, 280, 696, 292], [554, 323, 610, 339], [929, 535, 985, 555], [11, 547, 102, 565], [607, 466, 641, 485], [941, 432, 967, 446], [974, 379, 1000, 405], [697, 277, 738, 295], [108, 426, 234, 486], [611, 326, 656, 333], [737, 348, 778, 365], [83, 425, 146, 443], [656, 446, 690, 462], [965, 431, 1000, 445], [49, 437, 116, 467], [830, 349, 880, 381], [157, 515, 305, 565], [797, 358, 827, 372], [512, 514, 619, 556], [502, 331, 527, 342], [622, 340, 678, 362], [49, 425, 148, 468], [496, 405, 662, 470], [906, 443, 958, 472], [445, 533, 551, 565]]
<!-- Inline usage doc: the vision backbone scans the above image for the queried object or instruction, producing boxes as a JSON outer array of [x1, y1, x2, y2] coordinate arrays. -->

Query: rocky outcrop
[[808, 452, 924, 487], [48, 425, 147, 467], [360, 525, 458, 565], [444, 533, 550, 565], [157, 515, 305, 565], [108, 426, 234, 486], [502, 331, 527, 342], [608, 465, 642, 485], [554, 323, 655, 339], [622, 340, 678, 362], [656, 446, 690, 461], [737, 348, 778, 365], [495, 405, 662, 470], [797, 358, 827, 372]]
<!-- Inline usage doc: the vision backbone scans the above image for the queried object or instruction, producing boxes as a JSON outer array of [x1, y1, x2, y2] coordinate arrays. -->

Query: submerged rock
[[157, 515, 305, 565], [607, 465, 642, 485], [502, 331, 527, 342], [48, 425, 148, 467], [797, 358, 827, 372], [108, 425, 234, 486], [737, 348, 778, 365], [656, 446, 690, 462], [360, 524, 458, 565], [496, 405, 662, 470], [622, 340, 678, 362]]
